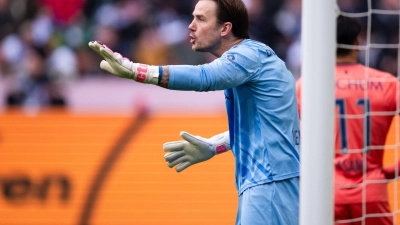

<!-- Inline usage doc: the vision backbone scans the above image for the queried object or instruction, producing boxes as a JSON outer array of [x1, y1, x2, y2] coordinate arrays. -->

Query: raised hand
[[88, 41, 160, 84]]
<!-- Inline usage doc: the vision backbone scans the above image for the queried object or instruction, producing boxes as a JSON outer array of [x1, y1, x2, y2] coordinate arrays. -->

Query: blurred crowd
[[0, 0, 398, 108]]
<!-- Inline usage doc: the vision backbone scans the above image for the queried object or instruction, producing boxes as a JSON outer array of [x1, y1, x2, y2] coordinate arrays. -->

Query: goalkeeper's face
[[188, 1, 222, 54]]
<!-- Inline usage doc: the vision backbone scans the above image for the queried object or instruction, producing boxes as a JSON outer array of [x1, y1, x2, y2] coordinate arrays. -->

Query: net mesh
[[336, 0, 399, 224]]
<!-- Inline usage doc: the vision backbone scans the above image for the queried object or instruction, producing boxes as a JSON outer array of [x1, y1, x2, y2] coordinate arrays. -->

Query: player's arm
[[89, 40, 252, 91], [89, 41, 170, 86], [163, 131, 231, 172], [158, 66, 169, 88], [383, 160, 400, 179]]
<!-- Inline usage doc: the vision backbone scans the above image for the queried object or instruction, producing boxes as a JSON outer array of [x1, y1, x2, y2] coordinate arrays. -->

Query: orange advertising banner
[[0, 109, 235, 225], [0, 109, 398, 225]]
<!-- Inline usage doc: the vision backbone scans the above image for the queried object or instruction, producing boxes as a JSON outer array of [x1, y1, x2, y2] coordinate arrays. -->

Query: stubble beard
[[192, 38, 220, 53]]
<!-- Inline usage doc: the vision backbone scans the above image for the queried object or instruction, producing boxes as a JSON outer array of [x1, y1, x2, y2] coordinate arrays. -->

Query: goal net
[[336, 0, 400, 224], [300, 0, 400, 225]]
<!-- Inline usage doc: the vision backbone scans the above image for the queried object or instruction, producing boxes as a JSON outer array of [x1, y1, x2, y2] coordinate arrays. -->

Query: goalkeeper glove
[[163, 131, 230, 172], [88, 41, 160, 85]]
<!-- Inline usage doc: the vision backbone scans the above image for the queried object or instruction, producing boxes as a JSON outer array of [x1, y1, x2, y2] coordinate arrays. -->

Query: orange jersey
[[296, 63, 399, 204]]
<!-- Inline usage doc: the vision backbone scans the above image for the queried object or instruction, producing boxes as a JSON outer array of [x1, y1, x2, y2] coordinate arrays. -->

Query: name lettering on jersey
[[136, 64, 149, 83], [292, 129, 300, 145], [335, 159, 363, 173], [336, 79, 383, 91]]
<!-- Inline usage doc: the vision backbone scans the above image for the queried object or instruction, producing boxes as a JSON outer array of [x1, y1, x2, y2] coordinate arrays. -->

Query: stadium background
[[0, 0, 398, 224]]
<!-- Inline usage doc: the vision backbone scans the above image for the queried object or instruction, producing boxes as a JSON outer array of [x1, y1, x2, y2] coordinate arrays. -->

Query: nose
[[188, 20, 195, 31]]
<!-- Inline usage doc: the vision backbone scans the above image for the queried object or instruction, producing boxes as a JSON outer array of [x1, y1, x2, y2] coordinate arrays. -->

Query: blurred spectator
[[1, 34, 24, 73], [337, 0, 368, 13], [47, 45, 78, 81], [245, 0, 287, 57], [38, 0, 84, 27], [31, 7, 54, 50], [92, 25, 120, 54], [0, 0, 13, 41], [372, 0, 399, 76], [93, 0, 147, 56], [0, 0, 398, 108], [273, 0, 302, 77], [6, 47, 66, 107], [133, 27, 169, 65]]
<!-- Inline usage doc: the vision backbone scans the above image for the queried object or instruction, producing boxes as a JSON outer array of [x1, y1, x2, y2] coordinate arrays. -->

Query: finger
[[99, 46, 120, 65], [100, 60, 116, 74], [164, 151, 185, 162], [163, 140, 186, 152], [167, 155, 188, 168], [176, 161, 192, 172], [88, 41, 103, 55], [180, 131, 204, 146]]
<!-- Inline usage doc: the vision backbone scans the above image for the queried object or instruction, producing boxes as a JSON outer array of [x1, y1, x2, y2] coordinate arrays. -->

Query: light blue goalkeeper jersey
[[168, 39, 300, 195]]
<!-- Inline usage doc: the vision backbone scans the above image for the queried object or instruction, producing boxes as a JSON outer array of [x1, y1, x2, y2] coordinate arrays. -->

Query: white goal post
[[299, 0, 337, 225]]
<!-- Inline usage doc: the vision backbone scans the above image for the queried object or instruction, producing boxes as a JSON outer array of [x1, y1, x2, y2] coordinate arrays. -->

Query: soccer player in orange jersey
[[296, 16, 400, 225]]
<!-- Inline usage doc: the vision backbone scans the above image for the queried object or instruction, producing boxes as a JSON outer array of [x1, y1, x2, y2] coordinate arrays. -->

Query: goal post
[[299, 0, 337, 225]]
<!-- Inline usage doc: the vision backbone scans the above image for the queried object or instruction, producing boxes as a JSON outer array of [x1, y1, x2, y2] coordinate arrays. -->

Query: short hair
[[336, 15, 362, 56], [204, 0, 250, 39]]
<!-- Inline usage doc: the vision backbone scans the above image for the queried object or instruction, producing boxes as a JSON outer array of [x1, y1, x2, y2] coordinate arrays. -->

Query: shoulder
[[228, 39, 274, 57], [349, 64, 396, 80], [336, 64, 397, 82], [367, 66, 396, 80], [222, 39, 277, 67]]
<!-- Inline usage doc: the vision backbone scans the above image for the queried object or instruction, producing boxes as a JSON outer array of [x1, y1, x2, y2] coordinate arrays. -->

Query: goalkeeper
[[89, 0, 300, 224]]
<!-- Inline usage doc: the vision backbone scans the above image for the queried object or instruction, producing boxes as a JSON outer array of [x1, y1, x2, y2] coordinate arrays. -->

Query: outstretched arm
[[89, 41, 171, 88], [89, 40, 252, 92]]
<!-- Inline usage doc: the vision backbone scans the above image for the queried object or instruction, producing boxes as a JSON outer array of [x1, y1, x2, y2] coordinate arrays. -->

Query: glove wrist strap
[[210, 131, 231, 154], [132, 63, 159, 85]]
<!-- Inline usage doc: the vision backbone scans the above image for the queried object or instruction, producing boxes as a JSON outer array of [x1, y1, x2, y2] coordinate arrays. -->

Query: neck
[[336, 54, 358, 64], [230, 39, 244, 47], [213, 38, 244, 57]]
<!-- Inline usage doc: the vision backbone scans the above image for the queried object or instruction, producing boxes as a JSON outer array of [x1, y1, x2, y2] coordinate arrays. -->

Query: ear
[[354, 38, 360, 46], [221, 22, 233, 37], [354, 38, 361, 53]]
